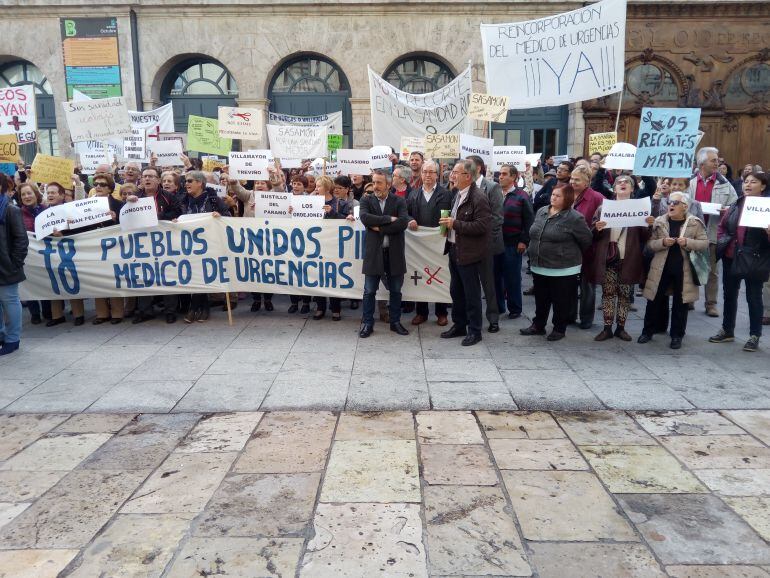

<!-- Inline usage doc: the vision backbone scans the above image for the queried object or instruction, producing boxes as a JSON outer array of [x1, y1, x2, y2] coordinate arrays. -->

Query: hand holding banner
[[600, 197, 651, 227], [120, 197, 159, 231], [468, 93, 510, 122]]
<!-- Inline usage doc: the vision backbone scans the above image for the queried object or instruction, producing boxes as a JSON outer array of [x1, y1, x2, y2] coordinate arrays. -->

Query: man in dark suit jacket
[[406, 159, 453, 327], [359, 169, 410, 338]]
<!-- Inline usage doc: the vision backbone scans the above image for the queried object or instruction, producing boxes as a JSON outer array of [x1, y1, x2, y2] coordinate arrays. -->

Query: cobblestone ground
[[0, 410, 769, 577]]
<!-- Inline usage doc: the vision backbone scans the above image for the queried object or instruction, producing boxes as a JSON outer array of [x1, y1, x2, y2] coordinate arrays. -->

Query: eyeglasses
[[185, 179, 196, 184], [422, 170, 437, 174], [93, 182, 109, 187], [670, 201, 683, 206]]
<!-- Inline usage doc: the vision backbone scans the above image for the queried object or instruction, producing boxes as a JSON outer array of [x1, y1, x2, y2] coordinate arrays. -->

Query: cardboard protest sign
[[369, 145, 392, 170], [468, 93, 510, 122], [400, 137, 425, 161], [267, 111, 343, 134], [600, 197, 651, 227], [739, 196, 770, 229], [201, 156, 226, 173], [65, 196, 113, 230], [148, 139, 184, 166], [337, 149, 371, 175], [119, 197, 159, 231], [187, 115, 232, 156], [31, 154, 75, 186], [700, 202, 722, 216], [327, 134, 343, 152], [588, 132, 617, 156], [424, 134, 460, 159], [493, 146, 527, 171], [291, 195, 325, 219], [62, 96, 132, 142], [267, 125, 327, 159], [634, 107, 702, 177], [228, 152, 269, 180], [603, 142, 636, 170], [254, 191, 292, 218], [481, 0, 627, 108], [460, 134, 494, 171], [34, 205, 69, 240], [368, 65, 472, 149], [0, 84, 37, 144], [218, 106, 263, 139], [0, 134, 20, 163]]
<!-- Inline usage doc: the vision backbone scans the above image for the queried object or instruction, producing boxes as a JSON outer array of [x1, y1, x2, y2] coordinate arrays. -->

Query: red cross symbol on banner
[[7, 116, 26, 132]]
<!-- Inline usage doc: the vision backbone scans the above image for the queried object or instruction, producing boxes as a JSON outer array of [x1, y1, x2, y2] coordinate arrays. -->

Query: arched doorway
[[383, 55, 454, 93], [161, 58, 238, 133], [0, 60, 57, 163], [268, 55, 352, 147]]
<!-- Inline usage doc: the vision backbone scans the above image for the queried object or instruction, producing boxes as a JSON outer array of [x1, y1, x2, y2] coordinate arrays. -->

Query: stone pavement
[[0, 410, 769, 577], [0, 293, 768, 414]]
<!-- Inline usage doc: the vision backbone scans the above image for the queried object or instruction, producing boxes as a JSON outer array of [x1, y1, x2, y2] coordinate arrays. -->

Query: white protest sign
[[600, 197, 651, 228], [0, 84, 37, 144], [254, 191, 292, 218], [34, 205, 69, 240], [62, 97, 132, 142], [552, 154, 570, 164], [218, 106, 263, 139], [525, 153, 542, 167], [481, 0, 627, 108], [739, 196, 770, 229], [368, 65, 472, 149], [65, 196, 113, 230], [291, 195, 326, 219], [119, 197, 159, 231], [604, 142, 636, 170], [278, 158, 302, 169], [700, 202, 722, 216], [229, 153, 269, 180], [267, 111, 343, 135], [80, 151, 110, 174], [123, 127, 146, 161], [369, 145, 392, 170], [353, 205, 365, 231], [267, 125, 328, 159], [126, 103, 175, 162], [493, 146, 527, 171], [468, 93, 510, 123], [337, 149, 371, 175], [148, 139, 184, 166], [246, 149, 275, 165], [460, 134, 494, 171], [158, 132, 188, 151], [400, 137, 425, 161], [210, 184, 227, 198], [325, 162, 340, 176]]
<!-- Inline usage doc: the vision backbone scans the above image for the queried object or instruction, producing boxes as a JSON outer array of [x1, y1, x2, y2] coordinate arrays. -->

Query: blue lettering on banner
[[38, 238, 80, 295]]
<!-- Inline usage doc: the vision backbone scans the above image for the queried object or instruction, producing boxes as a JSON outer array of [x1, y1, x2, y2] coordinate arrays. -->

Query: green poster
[[327, 133, 343, 152], [187, 115, 232, 156]]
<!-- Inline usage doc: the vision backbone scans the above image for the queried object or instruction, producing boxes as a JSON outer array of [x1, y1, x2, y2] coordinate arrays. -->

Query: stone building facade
[[1, 0, 768, 169]]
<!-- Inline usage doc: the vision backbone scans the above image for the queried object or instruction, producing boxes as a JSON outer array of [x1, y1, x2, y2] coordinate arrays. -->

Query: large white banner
[[481, 0, 627, 108], [368, 65, 473, 149], [267, 111, 343, 135], [20, 216, 450, 302]]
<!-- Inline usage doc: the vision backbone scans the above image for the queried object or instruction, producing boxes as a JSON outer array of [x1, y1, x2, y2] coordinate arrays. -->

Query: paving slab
[[428, 381, 517, 410], [666, 565, 770, 578], [0, 471, 68, 502], [659, 434, 770, 469], [617, 493, 770, 564], [53, 413, 135, 434], [320, 440, 420, 503], [634, 410, 747, 436], [3, 372, 127, 413], [424, 485, 531, 576], [0, 549, 79, 578], [529, 543, 666, 578], [723, 497, 770, 541], [560, 349, 658, 380], [205, 347, 288, 374], [0, 414, 70, 460], [490, 438, 588, 470], [261, 370, 349, 410], [557, 411, 656, 445], [335, 411, 415, 441], [584, 379, 694, 410], [477, 411, 565, 439], [346, 372, 430, 411], [421, 444, 498, 485], [723, 410, 770, 444], [88, 379, 195, 412], [501, 370, 604, 410], [173, 374, 275, 412], [416, 411, 484, 444], [0, 503, 29, 531], [0, 433, 111, 471], [694, 469, 770, 496], [176, 411, 262, 453], [423, 358, 502, 382], [300, 503, 427, 577], [0, 380, 41, 410]]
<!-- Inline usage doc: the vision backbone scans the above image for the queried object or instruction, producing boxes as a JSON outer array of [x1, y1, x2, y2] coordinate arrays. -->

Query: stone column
[[567, 102, 586, 157]]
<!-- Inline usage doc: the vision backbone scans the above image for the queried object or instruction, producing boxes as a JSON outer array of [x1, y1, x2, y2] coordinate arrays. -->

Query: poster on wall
[[60, 17, 122, 99]]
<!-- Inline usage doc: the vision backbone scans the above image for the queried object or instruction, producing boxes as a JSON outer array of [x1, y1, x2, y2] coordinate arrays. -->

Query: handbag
[[680, 216, 710, 286], [606, 241, 619, 266], [731, 245, 770, 282]]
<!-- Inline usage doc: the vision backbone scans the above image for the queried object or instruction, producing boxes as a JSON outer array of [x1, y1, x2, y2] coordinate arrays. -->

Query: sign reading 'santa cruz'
[[20, 216, 451, 303]]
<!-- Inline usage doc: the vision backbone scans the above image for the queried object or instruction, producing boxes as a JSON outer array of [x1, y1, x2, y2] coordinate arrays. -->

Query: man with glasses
[[406, 159, 452, 326]]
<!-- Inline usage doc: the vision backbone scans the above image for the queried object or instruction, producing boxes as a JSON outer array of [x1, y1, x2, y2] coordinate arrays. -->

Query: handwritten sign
[[424, 134, 460, 159], [600, 197, 651, 228], [62, 97, 132, 142], [327, 134, 343, 152], [34, 205, 69, 240], [123, 127, 146, 161], [493, 146, 527, 171], [218, 106, 263, 139], [31, 154, 75, 186], [80, 151, 110, 174], [158, 132, 188, 151], [254, 191, 292, 218], [148, 139, 184, 166], [460, 134, 494, 171], [739, 196, 770, 229], [634, 107, 702, 177], [0, 84, 37, 144], [588, 132, 617, 156], [120, 197, 159, 231], [65, 196, 113, 230], [187, 115, 232, 156], [267, 124, 327, 159], [337, 149, 371, 175], [228, 152, 269, 180], [481, 0, 627, 108], [291, 195, 325, 219], [604, 142, 636, 171], [0, 134, 20, 163], [468, 93, 510, 122], [400, 137, 425, 161], [368, 145, 392, 170]]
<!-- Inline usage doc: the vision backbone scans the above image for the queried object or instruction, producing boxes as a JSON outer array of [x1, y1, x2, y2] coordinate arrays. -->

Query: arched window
[[608, 62, 680, 111], [383, 56, 454, 94], [724, 62, 770, 109], [0, 60, 57, 161], [268, 55, 352, 147]]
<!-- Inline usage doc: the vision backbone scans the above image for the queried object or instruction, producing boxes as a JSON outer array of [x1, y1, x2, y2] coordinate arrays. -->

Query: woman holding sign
[[710, 172, 770, 352]]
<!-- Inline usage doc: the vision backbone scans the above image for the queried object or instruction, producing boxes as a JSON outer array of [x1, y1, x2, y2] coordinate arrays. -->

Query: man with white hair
[[686, 147, 737, 317]]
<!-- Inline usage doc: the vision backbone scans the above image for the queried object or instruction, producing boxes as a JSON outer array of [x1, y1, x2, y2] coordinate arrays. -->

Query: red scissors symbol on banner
[[230, 112, 251, 121], [424, 266, 443, 285]]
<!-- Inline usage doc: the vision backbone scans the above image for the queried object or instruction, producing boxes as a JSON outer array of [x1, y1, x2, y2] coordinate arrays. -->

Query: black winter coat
[[0, 204, 29, 286]]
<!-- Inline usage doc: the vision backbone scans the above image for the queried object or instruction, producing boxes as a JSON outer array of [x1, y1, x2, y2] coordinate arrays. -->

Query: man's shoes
[[436, 315, 449, 326], [74, 316, 85, 327], [0, 341, 20, 356], [390, 323, 409, 336], [92, 317, 109, 325], [300, 304, 310, 314], [508, 312, 521, 319], [594, 328, 614, 341], [264, 301, 274, 312], [614, 327, 633, 342], [670, 337, 683, 350], [184, 310, 199, 324], [743, 335, 760, 352], [546, 330, 565, 341], [166, 313, 177, 324], [132, 312, 155, 325], [461, 333, 482, 346], [709, 329, 734, 343], [579, 320, 593, 330], [313, 310, 326, 320], [411, 315, 427, 326], [359, 324, 373, 338], [441, 325, 467, 339], [488, 323, 500, 333], [637, 333, 652, 344], [520, 325, 546, 336], [30, 315, 41, 325], [198, 308, 210, 322], [288, 304, 298, 314], [110, 318, 123, 325], [706, 305, 720, 317], [687, 303, 695, 311], [762, 317, 770, 326], [250, 300, 261, 312], [523, 286, 535, 296], [46, 317, 66, 327]]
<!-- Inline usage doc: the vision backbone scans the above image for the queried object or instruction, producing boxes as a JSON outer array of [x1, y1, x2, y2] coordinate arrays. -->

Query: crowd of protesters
[[0, 145, 768, 356]]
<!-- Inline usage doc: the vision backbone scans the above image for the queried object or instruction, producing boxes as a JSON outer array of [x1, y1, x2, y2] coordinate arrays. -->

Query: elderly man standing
[[439, 160, 491, 346], [392, 165, 412, 199], [407, 159, 453, 326], [359, 169, 410, 338], [686, 147, 737, 317]]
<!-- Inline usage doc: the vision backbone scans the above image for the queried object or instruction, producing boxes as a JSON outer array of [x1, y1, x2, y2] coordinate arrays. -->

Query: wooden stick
[[224, 292, 233, 326], [614, 86, 624, 134]]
